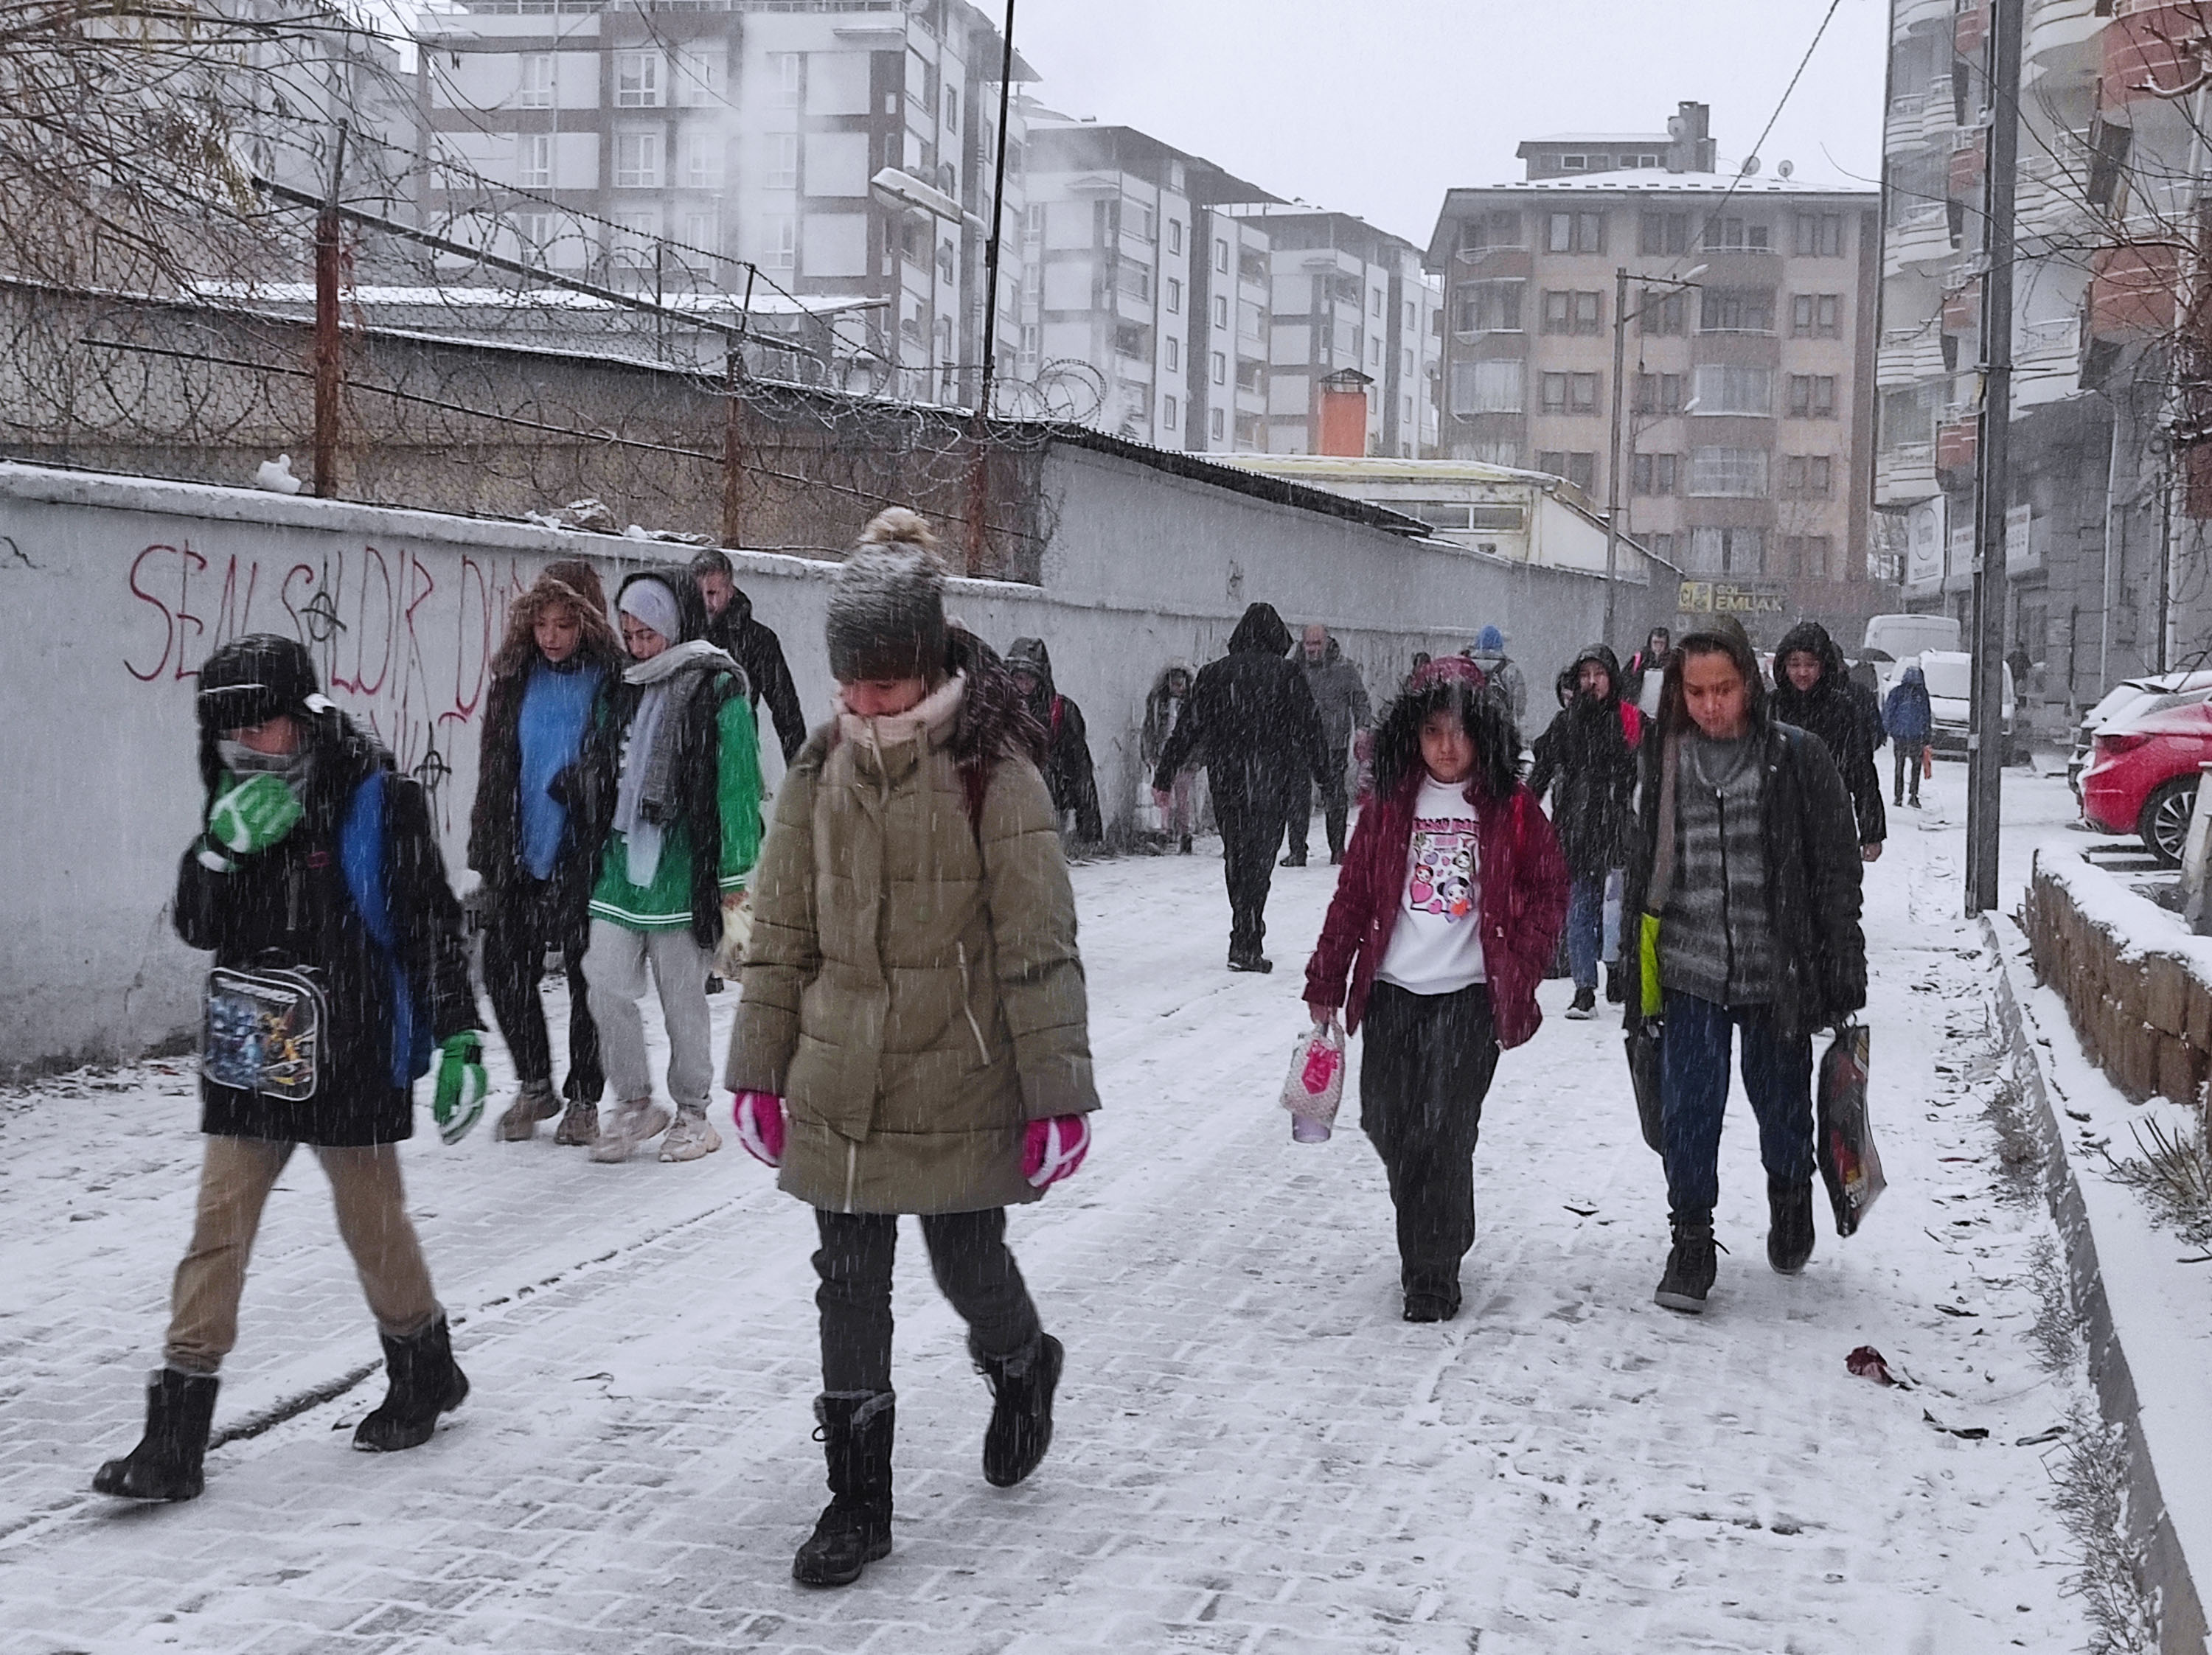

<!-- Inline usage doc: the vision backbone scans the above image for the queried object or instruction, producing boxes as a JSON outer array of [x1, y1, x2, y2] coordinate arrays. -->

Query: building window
[[1563, 453, 1596, 490], [1690, 526, 1764, 574], [1638, 290, 1687, 336], [1113, 323, 1148, 360], [1018, 324, 1040, 365], [515, 211, 553, 262], [1688, 447, 1770, 497], [1793, 212, 1845, 257], [1791, 293, 1843, 338], [518, 52, 554, 109], [1541, 372, 1600, 414], [1638, 212, 1690, 257], [768, 215, 795, 271], [1691, 364, 1772, 415], [1787, 374, 1837, 418], [1237, 359, 1265, 394], [1135, 204, 1157, 244], [675, 49, 721, 108], [1646, 532, 1677, 561], [1213, 294, 1228, 329], [613, 130, 661, 189], [1166, 276, 1183, 314], [1163, 394, 1178, 431], [1450, 359, 1523, 415], [1635, 372, 1683, 415], [768, 51, 801, 108], [1167, 219, 1183, 254], [1211, 350, 1227, 385], [1457, 209, 1523, 254], [1560, 154, 1587, 171], [608, 210, 656, 268], [682, 129, 723, 189], [1783, 453, 1834, 495], [945, 86, 959, 132], [614, 52, 663, 108], [1118, 262, 1151, 300], [1165, 337, 1180, 372], [517, 133, 552, 189], [1453, 280, 1523, 335], [1632, 453, 1680, 495], [1703, 215, 1769, 251], [1700, 288, 1775, 332], [939, 240, 956, 282], [1211, 408, 1225, 440], [1782, 534, 1834, 576], [1215, 237, 1229, 273], [1545, 210, 1606, 254], [680, 212, 717, 257], [767, 133, 798, 191]]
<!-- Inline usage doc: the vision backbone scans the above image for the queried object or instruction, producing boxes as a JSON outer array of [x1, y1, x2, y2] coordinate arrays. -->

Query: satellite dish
[[1777, 159, 1795, 179], [1742, 156, 1761, 176]]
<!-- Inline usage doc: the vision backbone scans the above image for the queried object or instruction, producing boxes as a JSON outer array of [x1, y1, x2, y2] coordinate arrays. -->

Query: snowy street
[[1, 764, 2115, 1653]]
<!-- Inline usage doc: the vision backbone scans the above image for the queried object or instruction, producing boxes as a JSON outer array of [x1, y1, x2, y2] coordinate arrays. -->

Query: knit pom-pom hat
[[826, 509, 949, 682]]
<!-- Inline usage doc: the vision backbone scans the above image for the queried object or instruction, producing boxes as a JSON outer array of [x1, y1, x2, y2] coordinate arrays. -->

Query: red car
[[2079, 697, 2212, 865]]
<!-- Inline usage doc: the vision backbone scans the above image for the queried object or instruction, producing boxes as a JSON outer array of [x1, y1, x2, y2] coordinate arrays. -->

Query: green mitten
[[207, 772, 303, 855], [433, 1032, 488, 1146]]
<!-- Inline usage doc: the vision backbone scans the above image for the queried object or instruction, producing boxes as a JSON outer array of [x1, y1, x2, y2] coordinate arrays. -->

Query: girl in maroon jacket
[[1304, 656, 1568, 1322]]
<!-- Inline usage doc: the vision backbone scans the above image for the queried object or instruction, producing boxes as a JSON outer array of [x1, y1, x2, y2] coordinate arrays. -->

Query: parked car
[[1915, 650, 2023, 764], [2079, 697, 2212, 866], [2067, 671, 2212, 797], [1863, 613, 1961, 663]]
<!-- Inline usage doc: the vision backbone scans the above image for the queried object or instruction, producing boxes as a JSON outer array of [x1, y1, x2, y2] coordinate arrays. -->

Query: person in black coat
[[1152, 602, 1329, 972], [1770, 620, 1888, 862], [94, 636, 482, 1505], [692, 548, 808, 765], [1007, 637, 1104, 844], [1527, 643, 1641, 1017]]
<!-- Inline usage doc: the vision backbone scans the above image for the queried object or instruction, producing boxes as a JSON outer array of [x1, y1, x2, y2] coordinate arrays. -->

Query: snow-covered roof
[[1467, 161, 1874, 196], [1518, 133, 1672, 147], [187, 282, 885, 318]]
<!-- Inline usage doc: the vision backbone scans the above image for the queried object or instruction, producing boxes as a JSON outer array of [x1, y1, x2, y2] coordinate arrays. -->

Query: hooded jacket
[[1141, 661, 1196, 767], [1769, 621, 1888, 848], [1152, 603, 1329, 809], [1301, 634, 1373, 758], [1526, 643, 1643, 878], [1006, 637, 1104, 842], [726, 631, 1098, 1215], [704, 585, 807, 764], [178, 703, 479, 1146], [1468, 624, 1528, 725], [1883, 665, 1933, 742]]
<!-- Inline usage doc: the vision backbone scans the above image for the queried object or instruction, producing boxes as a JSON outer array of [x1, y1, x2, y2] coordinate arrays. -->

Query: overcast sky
[[1008, 0, 1891, 246]]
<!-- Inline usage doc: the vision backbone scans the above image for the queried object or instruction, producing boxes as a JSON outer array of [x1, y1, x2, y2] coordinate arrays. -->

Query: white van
[[1863, 613, 1961, 663], [1916, 649, 2023, 762]]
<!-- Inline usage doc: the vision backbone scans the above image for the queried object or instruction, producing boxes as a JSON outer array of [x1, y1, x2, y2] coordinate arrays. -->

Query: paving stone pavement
[[1, 821, 2100, 1653]]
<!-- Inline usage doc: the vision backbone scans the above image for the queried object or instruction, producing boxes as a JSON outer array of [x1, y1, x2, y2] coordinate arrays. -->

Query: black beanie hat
[[196, 634, 320, 734], [826, 509, 948, 682]]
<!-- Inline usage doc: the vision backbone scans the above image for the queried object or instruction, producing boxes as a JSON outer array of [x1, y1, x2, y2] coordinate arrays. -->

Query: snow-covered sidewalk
[[1, 781, 2108, 1653]]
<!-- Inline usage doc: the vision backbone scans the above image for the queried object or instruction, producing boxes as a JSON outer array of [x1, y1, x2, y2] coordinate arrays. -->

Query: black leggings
[[480, 876, 602, 1102], [813, 1208, 1043, 1395]]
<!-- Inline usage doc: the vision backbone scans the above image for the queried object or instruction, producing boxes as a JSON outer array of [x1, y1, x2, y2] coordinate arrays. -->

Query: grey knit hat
[[826, 509, 948, 681]]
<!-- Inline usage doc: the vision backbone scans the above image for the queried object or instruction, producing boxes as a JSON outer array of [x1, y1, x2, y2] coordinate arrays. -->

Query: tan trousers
[[164, 1135, 442, 1375]]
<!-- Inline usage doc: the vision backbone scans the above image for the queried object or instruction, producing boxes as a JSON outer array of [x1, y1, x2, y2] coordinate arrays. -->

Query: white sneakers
[[494, 1084, 562, 1142], [587, 1099, 722, 1163], [658, 1110, 723, 1163]]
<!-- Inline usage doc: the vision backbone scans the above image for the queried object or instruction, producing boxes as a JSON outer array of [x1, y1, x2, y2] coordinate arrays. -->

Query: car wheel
[[2136, 777, 2199, 868]]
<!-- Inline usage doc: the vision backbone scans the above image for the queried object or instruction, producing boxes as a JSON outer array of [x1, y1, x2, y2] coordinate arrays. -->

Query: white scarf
[[614, 640, 737, 885]]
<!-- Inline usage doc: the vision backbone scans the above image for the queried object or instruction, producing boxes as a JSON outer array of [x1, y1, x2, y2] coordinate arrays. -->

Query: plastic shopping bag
[[1921, 746, 1935, 782], [1816, 1023, 1885, 1236], [1281, 1017, 1346, 1143]]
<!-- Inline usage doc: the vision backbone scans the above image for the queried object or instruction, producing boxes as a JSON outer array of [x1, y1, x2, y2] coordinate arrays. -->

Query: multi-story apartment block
[[1428, 101, 1883, 645], [1018, 116, 1276, 451], [1877, 0, 2212, 714], [1227, 207, 1441, 458], [413, 0, 1023, 401]]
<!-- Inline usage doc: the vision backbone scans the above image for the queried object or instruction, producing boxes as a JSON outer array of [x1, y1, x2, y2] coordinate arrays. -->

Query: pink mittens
[[731, 1090, 786, 1168], [1023, 1115, 1092, 1190]]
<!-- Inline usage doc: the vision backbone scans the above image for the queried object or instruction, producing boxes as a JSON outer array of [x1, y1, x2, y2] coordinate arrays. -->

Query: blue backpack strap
[[339, 767, 436, 1088]]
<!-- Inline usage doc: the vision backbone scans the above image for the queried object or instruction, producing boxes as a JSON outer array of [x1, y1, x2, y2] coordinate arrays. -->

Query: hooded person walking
[[1467, 625, 1527, 725], [692, 548, 809, 766], [1141, 661, 1200, 853], [571, 568, 762, 1165], [1527, 644, 1642, 1017], [1152, 602, 1330, 972], [724, 509, 1099, 1589], [1883, 663, 1934, 807], [1622, 617, 1867, 1314], [1286, 625, 1372, 867], [1769, 621, 1888, 863], [94, 636, 484, 1502], [1304, 658, 1568, 1321], [470, 560, 622, 1146], [1006, 637, 1104, 845]]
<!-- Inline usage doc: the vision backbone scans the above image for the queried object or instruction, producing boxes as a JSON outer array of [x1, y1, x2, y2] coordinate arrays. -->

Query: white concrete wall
[[0, 453, 1612, 1069]]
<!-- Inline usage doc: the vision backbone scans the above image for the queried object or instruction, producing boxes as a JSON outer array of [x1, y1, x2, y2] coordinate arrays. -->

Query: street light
[[1603, 264, 1706, 649]]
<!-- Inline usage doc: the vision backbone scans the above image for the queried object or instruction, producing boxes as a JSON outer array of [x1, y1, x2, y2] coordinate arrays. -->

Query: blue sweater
[[1882, 675, 1933, 742], [518, 659, 603, 879]]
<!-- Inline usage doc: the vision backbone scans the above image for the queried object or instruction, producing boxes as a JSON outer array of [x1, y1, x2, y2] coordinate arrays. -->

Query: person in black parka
[[1527, 643, 1642, 1017], [1007, 638, 1104, 845], [1152, 602, 1329, 972], [94, 635, 481, 1505], [1770, 621, 1888, 862], [693, 548, 809, 766]]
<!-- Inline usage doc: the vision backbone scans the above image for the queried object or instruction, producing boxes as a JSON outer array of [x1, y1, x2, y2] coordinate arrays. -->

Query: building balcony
[[1893, 0, 1953, 40], [2025, 0, 2108, 77], [2103, 1, 2209, 108], [2087, 240, 2182, 341], [1874, 442, 1939, 505], [1885, 92, 1930, 153], [1877, 327, 1947, 389], [2015, 316, 2083, 408], [1884, 209, 1955, 277], [1923, 78, 1958, 142]]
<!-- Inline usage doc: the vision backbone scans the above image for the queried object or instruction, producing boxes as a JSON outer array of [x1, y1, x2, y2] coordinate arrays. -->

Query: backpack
[[338, 767, 435, 1089]]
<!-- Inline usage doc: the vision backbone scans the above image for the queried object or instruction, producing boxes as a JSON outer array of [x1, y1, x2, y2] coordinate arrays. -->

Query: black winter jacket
[[706, 588, 807, 764], [467, 652, 616, 939], [176, 712, 479, 1146], [1153, 603, 1328, 812], [1621, 717, 1868, 1042], [1007, 637, 1104, 841], [1770, 621, 1888, 847], [1527, 644, 1641, 879]]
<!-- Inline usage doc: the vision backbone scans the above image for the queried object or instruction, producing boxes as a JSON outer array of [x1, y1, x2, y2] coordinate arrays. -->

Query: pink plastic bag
[[1281, 1017, 1346, 1143]]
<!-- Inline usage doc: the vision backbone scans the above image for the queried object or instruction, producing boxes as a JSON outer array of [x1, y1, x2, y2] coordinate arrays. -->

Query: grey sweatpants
[[583, 919, 714, 1114]]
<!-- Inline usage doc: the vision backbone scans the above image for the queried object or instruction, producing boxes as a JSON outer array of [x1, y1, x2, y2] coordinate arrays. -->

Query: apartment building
[[1018, 118, 1278, 452], [413, 0, 1026, 402], [1427, 101, 1883, 645], [1227, 207, 1441, 458], [1877, 0, 2212, 711]]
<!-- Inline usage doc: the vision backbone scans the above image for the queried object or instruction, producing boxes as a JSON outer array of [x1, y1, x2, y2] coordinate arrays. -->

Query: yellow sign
[[1677, 580, 1788, 616]]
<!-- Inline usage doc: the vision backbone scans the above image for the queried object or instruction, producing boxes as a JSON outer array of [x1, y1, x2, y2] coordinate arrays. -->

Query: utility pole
[[1966, 0, 2023, 916], [966, 0, 1017, 577], [311, 125, 349, 500]]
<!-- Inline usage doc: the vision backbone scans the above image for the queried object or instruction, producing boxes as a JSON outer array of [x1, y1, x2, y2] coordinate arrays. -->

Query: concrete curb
[[1982, 911, 2210, 1655]]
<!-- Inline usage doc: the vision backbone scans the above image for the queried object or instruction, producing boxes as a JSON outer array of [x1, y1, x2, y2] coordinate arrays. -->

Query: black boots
[[1654, 1220, 1717, 1314], [1604, 964, 1626, 1004], [353, 1316, 469, 1452], [1767, 1179, 1817, 1275], [794, 1391, 896, 1588], [1227, 952, 1273, 973], [1565, 985, 1598, 1020], [980, 1333, 1063, 1488], [93, 1368, 220, 1501]]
